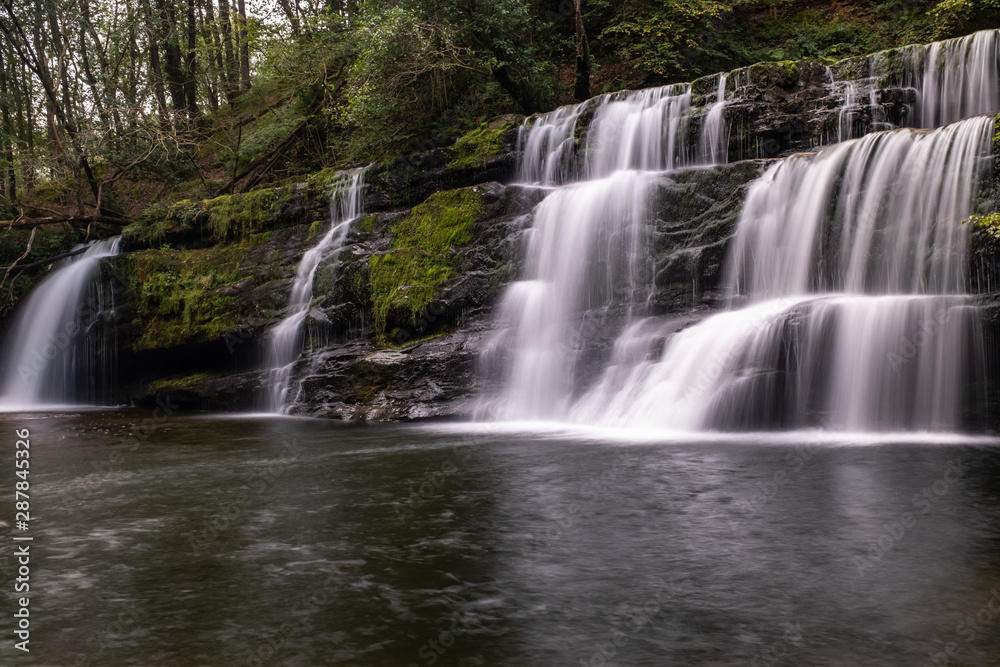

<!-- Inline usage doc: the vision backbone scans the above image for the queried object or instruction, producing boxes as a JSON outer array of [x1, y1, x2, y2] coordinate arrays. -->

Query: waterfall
[[0, 236, 121, 407], [727, 116, 992, 299], [516, 79, 729, 186], [485, 97, 992, 430], [263, 168, 365, 413], [585, 84, 693, 177], [481, 79, 732, 419], [915, 29, 999, 128], [698, 73, 729, 164], [831, 29, 1000, 136], [517, 101, 588, 185], [575, 116, 993, 432], [478, 171, 655, 419]]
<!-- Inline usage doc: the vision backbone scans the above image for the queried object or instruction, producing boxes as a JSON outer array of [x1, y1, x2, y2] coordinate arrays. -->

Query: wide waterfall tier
[[726, 115, 994, 300], [832, 28, 1000, 138], [516, 75, 728, 186], [573, 295, 983, 432], [0, 237, 122, 407], [263, 168, 366, 413], [482, 110, 994, 431]]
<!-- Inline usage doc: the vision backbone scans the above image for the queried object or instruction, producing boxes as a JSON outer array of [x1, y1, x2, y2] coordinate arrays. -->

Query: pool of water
[[2, 409, 1000, 666]]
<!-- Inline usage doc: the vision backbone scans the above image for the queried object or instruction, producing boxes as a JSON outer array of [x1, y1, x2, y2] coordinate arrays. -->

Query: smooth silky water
[[2, 411, 1000, 666]]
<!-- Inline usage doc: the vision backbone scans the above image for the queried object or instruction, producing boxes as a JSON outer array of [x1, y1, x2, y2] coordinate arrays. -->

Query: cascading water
[[481, 79, 729, 419], [585, 84, 693, 177], [479, 171, 655, 419], [485, 82, 993, 431], [574, 116, 993, 432], [912, 29, 999, 128], [831, 29, 1000, 137], [517, 101, 588, 185], [698, 73, 729, 164], [0, 236, 121, 407], [263, 168, 365, 413], [515, 79, 729, 185]]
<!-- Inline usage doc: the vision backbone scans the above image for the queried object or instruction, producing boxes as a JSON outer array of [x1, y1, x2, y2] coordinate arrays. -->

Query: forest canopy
[[0, 0, 995, 223]]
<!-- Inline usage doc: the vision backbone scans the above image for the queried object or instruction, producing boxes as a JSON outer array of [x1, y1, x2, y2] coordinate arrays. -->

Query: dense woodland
[[0, 0, 998, 225]]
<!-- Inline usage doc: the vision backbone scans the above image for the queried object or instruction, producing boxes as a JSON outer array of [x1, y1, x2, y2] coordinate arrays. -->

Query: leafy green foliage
[[928, 0, 1000, 38], [970, 213, 1000, 237], [598, 0, 735, 77]]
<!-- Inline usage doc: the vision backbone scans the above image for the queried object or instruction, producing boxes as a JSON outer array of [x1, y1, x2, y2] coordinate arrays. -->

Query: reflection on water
[[2, 411, 1000, 666]]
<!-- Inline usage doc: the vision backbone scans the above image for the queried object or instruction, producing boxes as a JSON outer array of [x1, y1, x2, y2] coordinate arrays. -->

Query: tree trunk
[[217, 0, 238, 102], [203, 0, 224, 111], [185, 0, 200, 115], [492, 65, 535, 115], [574, 0, 590, 102], [155, 0, 187, 111], [236, 0, 250, 93], [0, 48, 15, 201]]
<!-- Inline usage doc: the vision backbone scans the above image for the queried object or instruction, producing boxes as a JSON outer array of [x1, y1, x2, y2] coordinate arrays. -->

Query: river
[[2, 410, 999, 666]]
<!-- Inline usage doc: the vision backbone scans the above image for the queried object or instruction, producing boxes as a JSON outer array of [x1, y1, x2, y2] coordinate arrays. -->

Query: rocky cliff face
[[2, 44, 999, 420]]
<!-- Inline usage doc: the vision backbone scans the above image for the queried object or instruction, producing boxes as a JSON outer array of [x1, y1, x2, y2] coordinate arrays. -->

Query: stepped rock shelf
[[3, 29, 1000, 424]]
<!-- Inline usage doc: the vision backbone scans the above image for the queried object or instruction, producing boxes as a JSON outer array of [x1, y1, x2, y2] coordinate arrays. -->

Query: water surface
[[2, 411, 1000, 666]]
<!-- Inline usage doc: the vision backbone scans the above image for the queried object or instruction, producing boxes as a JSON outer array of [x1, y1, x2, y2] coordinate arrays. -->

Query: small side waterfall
[[263, 168, 365, 413], [585, 84, 694, 177], [0, 236, 121, 407], [517, 101, 588, 185], [698, 73, 729, 164]]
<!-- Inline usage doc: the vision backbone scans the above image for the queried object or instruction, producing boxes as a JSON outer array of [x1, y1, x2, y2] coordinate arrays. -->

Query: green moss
[[359, 214, 377, 234], [747, 60, 799, 88], [146, 372, 224, 393], [305, 167, 342, 200], [446, 120, 516, 170], [356, 384, 379, 405], [306, 220, 324, 241], [369, 188, 482, 341], [205, 188, 279, 241], [128, 244, 248, 350]]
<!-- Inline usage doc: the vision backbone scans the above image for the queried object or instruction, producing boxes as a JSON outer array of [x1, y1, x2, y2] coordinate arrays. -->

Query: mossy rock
[[746, 60, 800, 89], [369, 187, 483, 341], [146, 372, 227, 394], [446, 117, 520, 170], [126, 244, 250, 350]]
